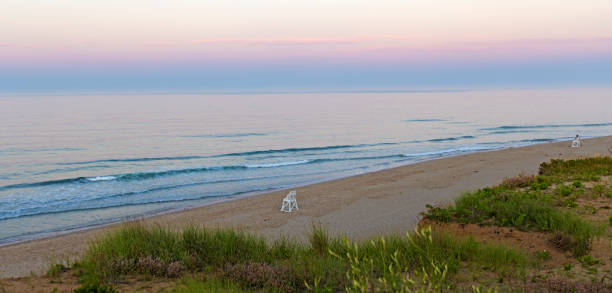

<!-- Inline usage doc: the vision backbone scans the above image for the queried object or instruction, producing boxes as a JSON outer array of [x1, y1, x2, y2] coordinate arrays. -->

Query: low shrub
[[554, 185, 573, 197], [224, 262, 299, 292], [501, 175, 536, 189], [535, 250, 551, 261], [592, 184, 606, 197], [531, 176, 552, 190], [578, 255, 601, 267]]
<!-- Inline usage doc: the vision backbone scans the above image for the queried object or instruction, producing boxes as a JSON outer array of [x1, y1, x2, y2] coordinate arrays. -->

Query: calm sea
[[1, 88, 611, 244]]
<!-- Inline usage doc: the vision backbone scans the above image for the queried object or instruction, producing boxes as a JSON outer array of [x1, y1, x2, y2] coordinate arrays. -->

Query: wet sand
[[1, 136, 611, 278]]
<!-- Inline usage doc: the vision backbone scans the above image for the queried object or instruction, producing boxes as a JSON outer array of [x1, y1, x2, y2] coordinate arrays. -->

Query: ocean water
[[1, 88, 611, 244]]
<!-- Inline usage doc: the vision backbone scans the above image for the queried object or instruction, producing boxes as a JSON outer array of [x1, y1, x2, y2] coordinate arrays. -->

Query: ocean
[[1, 88, 611, 244]]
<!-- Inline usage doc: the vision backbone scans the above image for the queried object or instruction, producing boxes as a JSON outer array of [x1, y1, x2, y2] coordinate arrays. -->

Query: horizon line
[[2, 85, 612, 97]]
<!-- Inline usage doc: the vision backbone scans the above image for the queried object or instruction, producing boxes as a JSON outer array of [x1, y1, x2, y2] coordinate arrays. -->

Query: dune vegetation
[[65, 223, 528, 292]]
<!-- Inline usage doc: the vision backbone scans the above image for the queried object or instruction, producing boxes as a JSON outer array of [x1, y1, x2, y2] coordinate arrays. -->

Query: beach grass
[[424, 157, 611, 257], [538, 157, 612, 182], [71, 223, 527, 292]]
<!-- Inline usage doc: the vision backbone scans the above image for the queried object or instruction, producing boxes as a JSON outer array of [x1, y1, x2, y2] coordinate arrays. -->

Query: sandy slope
[[1, 136, 611, 278]]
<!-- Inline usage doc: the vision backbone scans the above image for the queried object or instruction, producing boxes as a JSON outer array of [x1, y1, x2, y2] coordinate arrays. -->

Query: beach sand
[[1, 136, 611, 278]]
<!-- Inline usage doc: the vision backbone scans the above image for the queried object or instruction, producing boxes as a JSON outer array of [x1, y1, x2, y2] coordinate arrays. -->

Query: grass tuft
[[70, 223, 528, 292], [538, 157, 612, 181], [46, 263, 67, 278], [310, 223, 330, 255]]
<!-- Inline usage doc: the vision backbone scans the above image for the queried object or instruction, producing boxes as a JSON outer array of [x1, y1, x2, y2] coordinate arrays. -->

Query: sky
[[1, 0, 612, 93]]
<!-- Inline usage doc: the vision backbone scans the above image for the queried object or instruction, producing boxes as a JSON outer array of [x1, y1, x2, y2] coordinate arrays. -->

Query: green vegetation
[[578, 255, 601, 267], [424, 157, 612, 257], [534, 250, 551, 261], [47, 263, 67, 279], [593, 184, 605, 197], [538, 157, 612, 182], [425, 186, 602, 256], [72, 223, 527, 292]]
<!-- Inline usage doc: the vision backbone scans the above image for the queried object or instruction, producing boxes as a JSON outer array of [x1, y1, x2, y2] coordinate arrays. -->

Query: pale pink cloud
[[192, 37, 367, 45], [189, 36, 612, 47], [1, 36, 611, 68]]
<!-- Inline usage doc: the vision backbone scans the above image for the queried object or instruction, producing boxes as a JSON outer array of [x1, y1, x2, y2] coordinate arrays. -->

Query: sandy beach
[[1, 136, 611, 279]]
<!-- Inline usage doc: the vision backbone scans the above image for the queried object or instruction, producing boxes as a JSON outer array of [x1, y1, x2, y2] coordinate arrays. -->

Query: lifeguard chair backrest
[[287, 190, 296, 200]]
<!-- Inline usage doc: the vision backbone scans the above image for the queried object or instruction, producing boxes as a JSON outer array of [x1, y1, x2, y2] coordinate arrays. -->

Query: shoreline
[[0, 137, 564, 247], [0, 139, 537, 247], [1, 136, 611, 278], [0, 141, 504, 247]]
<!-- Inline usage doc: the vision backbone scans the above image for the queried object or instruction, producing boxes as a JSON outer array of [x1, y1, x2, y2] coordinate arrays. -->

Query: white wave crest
[[247, 160, 311, 168], [87, 176, 117, 181], [404, 146, 491, 158]]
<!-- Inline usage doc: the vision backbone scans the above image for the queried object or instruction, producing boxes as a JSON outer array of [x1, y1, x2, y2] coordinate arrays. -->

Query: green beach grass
[[424, 157, 611, 257], [70, 223, 528, 292]]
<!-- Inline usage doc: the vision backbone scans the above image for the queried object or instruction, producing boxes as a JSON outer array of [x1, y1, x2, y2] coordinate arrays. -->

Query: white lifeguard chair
[[571, 135, 582, 148], [280, 190, 299, 212]]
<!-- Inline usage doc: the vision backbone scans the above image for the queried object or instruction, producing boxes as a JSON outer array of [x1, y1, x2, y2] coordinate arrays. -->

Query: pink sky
[[1, 0, 611, 91]]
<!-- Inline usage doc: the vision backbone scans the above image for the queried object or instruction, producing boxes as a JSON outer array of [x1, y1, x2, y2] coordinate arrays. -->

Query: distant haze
[[1, 0, 611, 92]]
